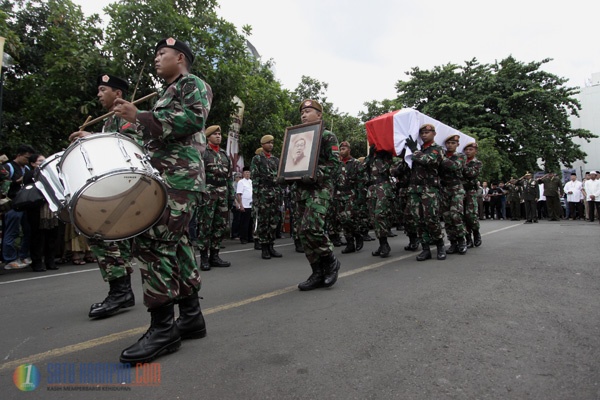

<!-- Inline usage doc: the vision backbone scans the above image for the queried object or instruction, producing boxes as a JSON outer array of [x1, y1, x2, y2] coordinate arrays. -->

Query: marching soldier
[[404, 124, 446, 261], [439, 134, 468, 255], [462, 141, 483, 247], [251, 135, 284, 259], [70, 74, 136, 319], [336, 141, 366, 254], [391, 150, 419, 251], [294, 99, 342, 291], [113, 37, 211, 364], [365, 145, 394, 258], [197, 125, 233, 270]]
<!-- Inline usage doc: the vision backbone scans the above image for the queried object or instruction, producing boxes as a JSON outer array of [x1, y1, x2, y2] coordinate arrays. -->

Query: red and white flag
[[365, 109, 474, 166]]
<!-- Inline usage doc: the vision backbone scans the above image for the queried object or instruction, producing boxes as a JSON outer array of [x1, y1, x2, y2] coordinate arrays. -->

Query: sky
[[74, 0, 599, 117]]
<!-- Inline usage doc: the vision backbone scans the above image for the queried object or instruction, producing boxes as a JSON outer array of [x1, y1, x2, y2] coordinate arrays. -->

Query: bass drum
[[58, 132, 167, 240], [34, 151, 70, 222]]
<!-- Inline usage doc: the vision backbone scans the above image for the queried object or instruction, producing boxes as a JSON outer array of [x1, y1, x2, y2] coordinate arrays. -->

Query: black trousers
[[238, 208, 254, 242]]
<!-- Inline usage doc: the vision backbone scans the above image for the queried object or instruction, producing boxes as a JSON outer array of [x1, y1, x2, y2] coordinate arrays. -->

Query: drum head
[[71, 171, 167, 240]]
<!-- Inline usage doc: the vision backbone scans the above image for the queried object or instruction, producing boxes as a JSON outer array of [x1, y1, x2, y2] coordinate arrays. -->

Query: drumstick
[[78, 92, 158, 130]]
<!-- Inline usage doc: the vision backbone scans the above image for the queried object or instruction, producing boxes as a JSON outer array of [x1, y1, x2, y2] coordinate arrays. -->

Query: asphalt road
[[1, 219, 599, 399]]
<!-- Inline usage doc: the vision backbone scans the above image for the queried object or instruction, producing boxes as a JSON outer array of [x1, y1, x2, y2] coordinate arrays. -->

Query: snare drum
[[58, 132, 167, 240], [34, 152, 70, 222]]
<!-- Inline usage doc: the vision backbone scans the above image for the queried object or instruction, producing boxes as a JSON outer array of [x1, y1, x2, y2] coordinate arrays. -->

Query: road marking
[[0, 225, 521, 372]]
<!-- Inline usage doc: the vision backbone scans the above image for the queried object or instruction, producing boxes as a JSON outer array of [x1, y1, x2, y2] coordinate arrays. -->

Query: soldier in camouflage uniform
[[70, 74, 136, 319], [364, 145, 394, 258], [113, 38, 210, 364], [391, 150, 419, 251], [517, 172, 539, 223], [537, 173, 563, 221], [404, 124, 446, 261], [439, 135, 468, 255], [196, 125, 233, 270], [251, 135, 284, 259], [336, 141, 365, 254], [294, 99, 342, 291], [462, 142, 483, 247], [505, 178, 522, 220]]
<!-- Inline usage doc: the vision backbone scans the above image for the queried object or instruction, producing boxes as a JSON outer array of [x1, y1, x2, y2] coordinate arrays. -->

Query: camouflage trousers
[[337, 193, 363, 237], [291, 186, 302, 242], [441, 186, 466, 240], [400, 190, 419, 237], [196, 187, 229, 251], [463, 190, 480, 232], [254, 196, 282, 244], [297, 187, 334, 264], [367, 183, 393, 238], [132, 188, 201, 310], [405, 186, 444, 245], [326, 197, 342, 237], [89, 239, 134, 282]]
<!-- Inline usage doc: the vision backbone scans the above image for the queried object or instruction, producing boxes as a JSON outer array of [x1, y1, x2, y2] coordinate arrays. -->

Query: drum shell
[[58, 133, 167, 240], [34, 151, 70, 222]]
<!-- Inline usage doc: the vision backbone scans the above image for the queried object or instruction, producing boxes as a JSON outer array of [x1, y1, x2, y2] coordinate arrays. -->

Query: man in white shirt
[[236, 167, 254, 243], [563, 173, 583, 220], [583, 171, 600, 223]]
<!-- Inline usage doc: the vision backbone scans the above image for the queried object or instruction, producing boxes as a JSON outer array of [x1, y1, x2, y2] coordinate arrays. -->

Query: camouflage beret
[[299, 99, 323, 112], [155, 37, 194, 64], [419, 123, 436, 132], [445, 134, 460, 143], [340, 141, 351, 148], [260, 135, 274, 144], [97, 74, 129, 92], [464, 141, 478, 149], [205, 125, 221, 137]]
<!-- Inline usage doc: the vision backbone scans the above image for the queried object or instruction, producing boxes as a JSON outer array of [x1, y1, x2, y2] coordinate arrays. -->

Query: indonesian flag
[[365, 109, 474, 167]]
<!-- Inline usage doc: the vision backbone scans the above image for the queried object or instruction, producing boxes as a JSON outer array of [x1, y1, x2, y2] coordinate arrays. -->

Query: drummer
[[69, 74, 137, 319]]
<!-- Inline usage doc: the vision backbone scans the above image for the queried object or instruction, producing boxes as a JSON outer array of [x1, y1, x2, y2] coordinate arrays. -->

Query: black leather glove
[[405, 136, 418, 152], [276, 176, 286, 185], [301, 175, 315, 184]]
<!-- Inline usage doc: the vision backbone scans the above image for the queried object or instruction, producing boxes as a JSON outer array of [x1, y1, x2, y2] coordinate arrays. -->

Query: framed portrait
[[278, 121, 323, 181]]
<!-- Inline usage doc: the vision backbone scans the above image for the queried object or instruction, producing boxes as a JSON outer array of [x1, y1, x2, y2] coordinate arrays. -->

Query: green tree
[[1, 0, 104, 154]]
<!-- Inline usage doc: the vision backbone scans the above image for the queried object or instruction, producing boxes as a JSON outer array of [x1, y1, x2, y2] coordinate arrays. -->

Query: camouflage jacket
[[462, 157, 483, 192], [409, 142, 444, 188], [504, 182, 522, 201], [336, 156, 366, 201], [204, 145, 233, 204], [439, 151, 466, 189], [250, 152, 282, 201], [365, 151, 393, 187], [537, 175, 563, 197], [297, 129, 341, 193], [134, 73, 212, 192], [391, 157, 411, 189], [102, 114, 142, 146]]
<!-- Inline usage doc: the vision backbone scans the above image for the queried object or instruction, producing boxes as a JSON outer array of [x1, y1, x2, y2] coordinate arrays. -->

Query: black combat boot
[[200, 249, 210, 271], [175, 295, 207, 340], [416, 244, 432, 261], [89, 275, 135, 318], [473, 230, 482, 247], [119, 302, 181, 364], [380, 236, 391, 257], [261, 243, 271, 259], [294, 238, 305, 253], [341, 236, 356, 254], [209, 249, 231, 268], [446, 240, 458, 254], [321, 253, 341, 288], [436, 239, 447, 260], [457, 237, 468, 255], [331, 234, 343, 247], [269, 243, 282, 258], [254, 238, 261, 250], [298, 263, 325, 291], [354, 233, 364, 251], [404, 235, 419, 251], [466, 233, 474, 248]]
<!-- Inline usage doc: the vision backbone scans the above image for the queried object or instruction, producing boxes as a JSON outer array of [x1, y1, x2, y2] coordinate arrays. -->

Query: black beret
[[97, 74, 129, 92], [155, 37, 194, 64]]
